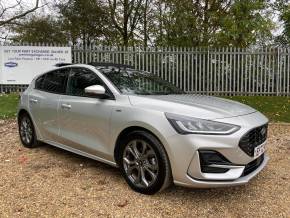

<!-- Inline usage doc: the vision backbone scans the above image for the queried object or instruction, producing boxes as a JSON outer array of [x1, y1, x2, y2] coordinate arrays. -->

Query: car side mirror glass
[[84, 85, 106, 95]]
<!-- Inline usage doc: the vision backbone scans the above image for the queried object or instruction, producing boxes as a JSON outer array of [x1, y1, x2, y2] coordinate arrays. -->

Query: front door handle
[[29, 98, 38, 103], [61, 103, 71, 109]]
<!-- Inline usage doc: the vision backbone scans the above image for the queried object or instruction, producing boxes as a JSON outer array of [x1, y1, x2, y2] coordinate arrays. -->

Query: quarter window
[[35, 74, 45, 89]]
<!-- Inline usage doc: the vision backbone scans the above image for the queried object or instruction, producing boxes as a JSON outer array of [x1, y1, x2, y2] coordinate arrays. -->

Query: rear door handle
[[61, 103, 71, 109], [29, 98, 38, 103]]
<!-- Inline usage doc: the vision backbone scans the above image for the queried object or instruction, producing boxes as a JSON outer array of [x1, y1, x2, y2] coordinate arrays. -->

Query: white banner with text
[[0, 46, 71, 84]]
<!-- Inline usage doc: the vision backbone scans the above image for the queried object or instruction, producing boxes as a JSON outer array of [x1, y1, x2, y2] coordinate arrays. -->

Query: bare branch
[[128, 0, 143, 38], [107, 0, 123, 33], [0, 0, 40, 27], [0, 1, 23, 18]]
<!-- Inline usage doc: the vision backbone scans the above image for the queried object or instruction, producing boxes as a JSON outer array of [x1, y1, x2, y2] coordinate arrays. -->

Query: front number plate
[[254, 143, 265, 158]]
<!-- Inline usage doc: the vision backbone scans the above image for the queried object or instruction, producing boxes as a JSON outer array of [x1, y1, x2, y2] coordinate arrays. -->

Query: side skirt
[[41, 139, 118, 168]]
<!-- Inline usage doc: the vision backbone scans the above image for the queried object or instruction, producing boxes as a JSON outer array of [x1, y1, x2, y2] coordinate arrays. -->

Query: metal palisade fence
[[73, 46, 289, 96], [1, 44, 290, 96]]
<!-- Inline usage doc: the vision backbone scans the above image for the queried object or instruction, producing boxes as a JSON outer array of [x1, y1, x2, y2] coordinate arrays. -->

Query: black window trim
[[34, 69, 69, 95], [34, 74, 45, 90], [65, 67, 115, 100], [34, 66, 115, 100]]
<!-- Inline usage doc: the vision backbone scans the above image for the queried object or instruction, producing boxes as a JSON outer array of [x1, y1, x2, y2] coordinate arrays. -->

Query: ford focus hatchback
[[18, 63, 269, 194]]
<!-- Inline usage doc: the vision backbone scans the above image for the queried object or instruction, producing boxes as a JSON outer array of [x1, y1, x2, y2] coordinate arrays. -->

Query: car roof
[[55, 62, 135, 69]]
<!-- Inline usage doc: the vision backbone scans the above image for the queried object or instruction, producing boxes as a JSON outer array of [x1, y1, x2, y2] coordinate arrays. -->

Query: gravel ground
[[0, 119, 289, 218]]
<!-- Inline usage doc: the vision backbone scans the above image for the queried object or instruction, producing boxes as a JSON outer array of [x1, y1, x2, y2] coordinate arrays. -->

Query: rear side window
[[37, 69, 69, 94]]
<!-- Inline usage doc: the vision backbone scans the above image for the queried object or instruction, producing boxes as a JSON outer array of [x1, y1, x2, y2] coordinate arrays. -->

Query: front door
[[58, 67, 115, 160]]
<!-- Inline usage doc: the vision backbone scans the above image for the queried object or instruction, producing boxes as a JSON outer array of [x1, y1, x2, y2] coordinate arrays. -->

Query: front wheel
[[119, 131, 172, 195]]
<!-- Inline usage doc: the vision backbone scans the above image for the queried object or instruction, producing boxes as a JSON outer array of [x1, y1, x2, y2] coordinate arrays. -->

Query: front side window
[[40, 69, 69, 94], [67, 68, 104, 97]]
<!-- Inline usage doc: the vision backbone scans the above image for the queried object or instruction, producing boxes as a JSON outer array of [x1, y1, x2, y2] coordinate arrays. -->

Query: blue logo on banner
[[4, 62, 18, 68]]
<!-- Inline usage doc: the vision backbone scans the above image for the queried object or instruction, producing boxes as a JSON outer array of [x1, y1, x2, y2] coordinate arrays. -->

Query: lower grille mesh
[[242, 154, 264, 176]]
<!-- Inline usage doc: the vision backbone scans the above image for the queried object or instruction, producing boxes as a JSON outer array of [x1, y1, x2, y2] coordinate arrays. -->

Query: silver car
[[18, 63, 269, 194]]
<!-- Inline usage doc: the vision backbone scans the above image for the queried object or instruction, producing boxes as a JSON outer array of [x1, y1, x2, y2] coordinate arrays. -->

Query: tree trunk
[[143, 0, 149, 47]]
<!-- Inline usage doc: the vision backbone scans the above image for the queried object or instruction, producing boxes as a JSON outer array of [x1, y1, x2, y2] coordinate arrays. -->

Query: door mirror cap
[[84, 85, 106, 95]]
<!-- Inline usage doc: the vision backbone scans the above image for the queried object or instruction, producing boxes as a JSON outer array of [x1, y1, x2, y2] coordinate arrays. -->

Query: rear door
[[29, 68, 69, 142], [58, 67, 116, 160]]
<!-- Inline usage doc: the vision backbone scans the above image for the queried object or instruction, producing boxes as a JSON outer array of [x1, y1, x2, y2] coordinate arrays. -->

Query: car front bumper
[[175, 154, 269, 188], [164, 111, 269, 188]]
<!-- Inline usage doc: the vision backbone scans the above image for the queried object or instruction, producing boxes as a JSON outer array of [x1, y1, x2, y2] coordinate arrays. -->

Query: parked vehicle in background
[[17, 63, 269, 194]]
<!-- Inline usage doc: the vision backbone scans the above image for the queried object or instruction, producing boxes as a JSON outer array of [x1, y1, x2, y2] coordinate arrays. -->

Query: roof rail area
[[88, 62, 134, 69], [55, 62, 135, 69], [55, 63, 73, 67]]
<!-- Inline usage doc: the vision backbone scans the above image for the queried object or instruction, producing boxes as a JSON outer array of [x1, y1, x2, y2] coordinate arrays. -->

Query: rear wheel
[[119, 131, 172, 194], [18, 112, 40, 148]]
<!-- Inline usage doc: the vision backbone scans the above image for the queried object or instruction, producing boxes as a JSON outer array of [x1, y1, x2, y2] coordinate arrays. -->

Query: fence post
[[207, 47, 210, 95], [277, 48, 280, 96]]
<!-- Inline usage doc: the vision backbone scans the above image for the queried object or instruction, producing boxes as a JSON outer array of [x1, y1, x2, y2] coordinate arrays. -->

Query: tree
[[275, 0, 290, 46], [11, 15, 67, 44], [149, 0, 273, 47], [0, 0, 41, 26], [1, 0, 278, 47], [216, 0, 273, 47], [107, 0, 144, 46], [149, 0, 232, 46], [57, 0, 113, 45], [141, 0, 150, 47]]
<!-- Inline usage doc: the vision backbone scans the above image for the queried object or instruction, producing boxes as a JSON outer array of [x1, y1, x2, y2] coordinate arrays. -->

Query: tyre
[[18, 112, 41, 148], [119, 130, 172, 195]]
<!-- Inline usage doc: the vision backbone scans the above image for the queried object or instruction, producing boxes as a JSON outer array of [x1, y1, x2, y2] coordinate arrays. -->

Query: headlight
[[165, 113, 240, 135]]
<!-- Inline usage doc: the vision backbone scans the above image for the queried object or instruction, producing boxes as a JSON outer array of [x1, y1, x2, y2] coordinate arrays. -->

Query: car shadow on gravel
[[164, 183, 250, 198], [37, 142, 253, 199], [37, 142, 120, 171]]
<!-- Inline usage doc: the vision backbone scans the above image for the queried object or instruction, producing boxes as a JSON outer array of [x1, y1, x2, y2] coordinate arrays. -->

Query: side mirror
[[84, 85, 106, 95]]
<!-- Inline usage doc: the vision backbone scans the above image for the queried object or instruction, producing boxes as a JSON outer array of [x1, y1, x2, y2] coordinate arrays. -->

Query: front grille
[[239, 124, 268, 156], [242, 154, 264, 176]]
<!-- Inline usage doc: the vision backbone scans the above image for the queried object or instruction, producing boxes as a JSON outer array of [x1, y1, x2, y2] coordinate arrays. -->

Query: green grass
[[225, 96, 290, 123], [0, 93, 19, 119], [0, 94, 289, 122]]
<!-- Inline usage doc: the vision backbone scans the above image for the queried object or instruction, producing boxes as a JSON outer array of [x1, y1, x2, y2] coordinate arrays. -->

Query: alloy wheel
[[20, 116, 33, 144], [122, 139, 159, 188]]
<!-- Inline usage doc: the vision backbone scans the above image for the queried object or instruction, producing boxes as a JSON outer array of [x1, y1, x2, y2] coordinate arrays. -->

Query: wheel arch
[[17, 108, 31, 122], [113, 125, 172, 168], [17, 108, 42, 140]]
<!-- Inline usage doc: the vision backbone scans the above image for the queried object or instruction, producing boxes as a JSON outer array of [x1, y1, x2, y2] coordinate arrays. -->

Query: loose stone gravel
[[0, 119, 289, 217]]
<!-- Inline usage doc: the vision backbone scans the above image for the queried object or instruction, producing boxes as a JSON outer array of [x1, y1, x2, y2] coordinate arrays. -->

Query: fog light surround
[[199, 150, 232, 173]]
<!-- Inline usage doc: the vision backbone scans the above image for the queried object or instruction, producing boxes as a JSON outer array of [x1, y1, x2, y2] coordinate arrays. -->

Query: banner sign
[[0, 46, 71, 84]]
